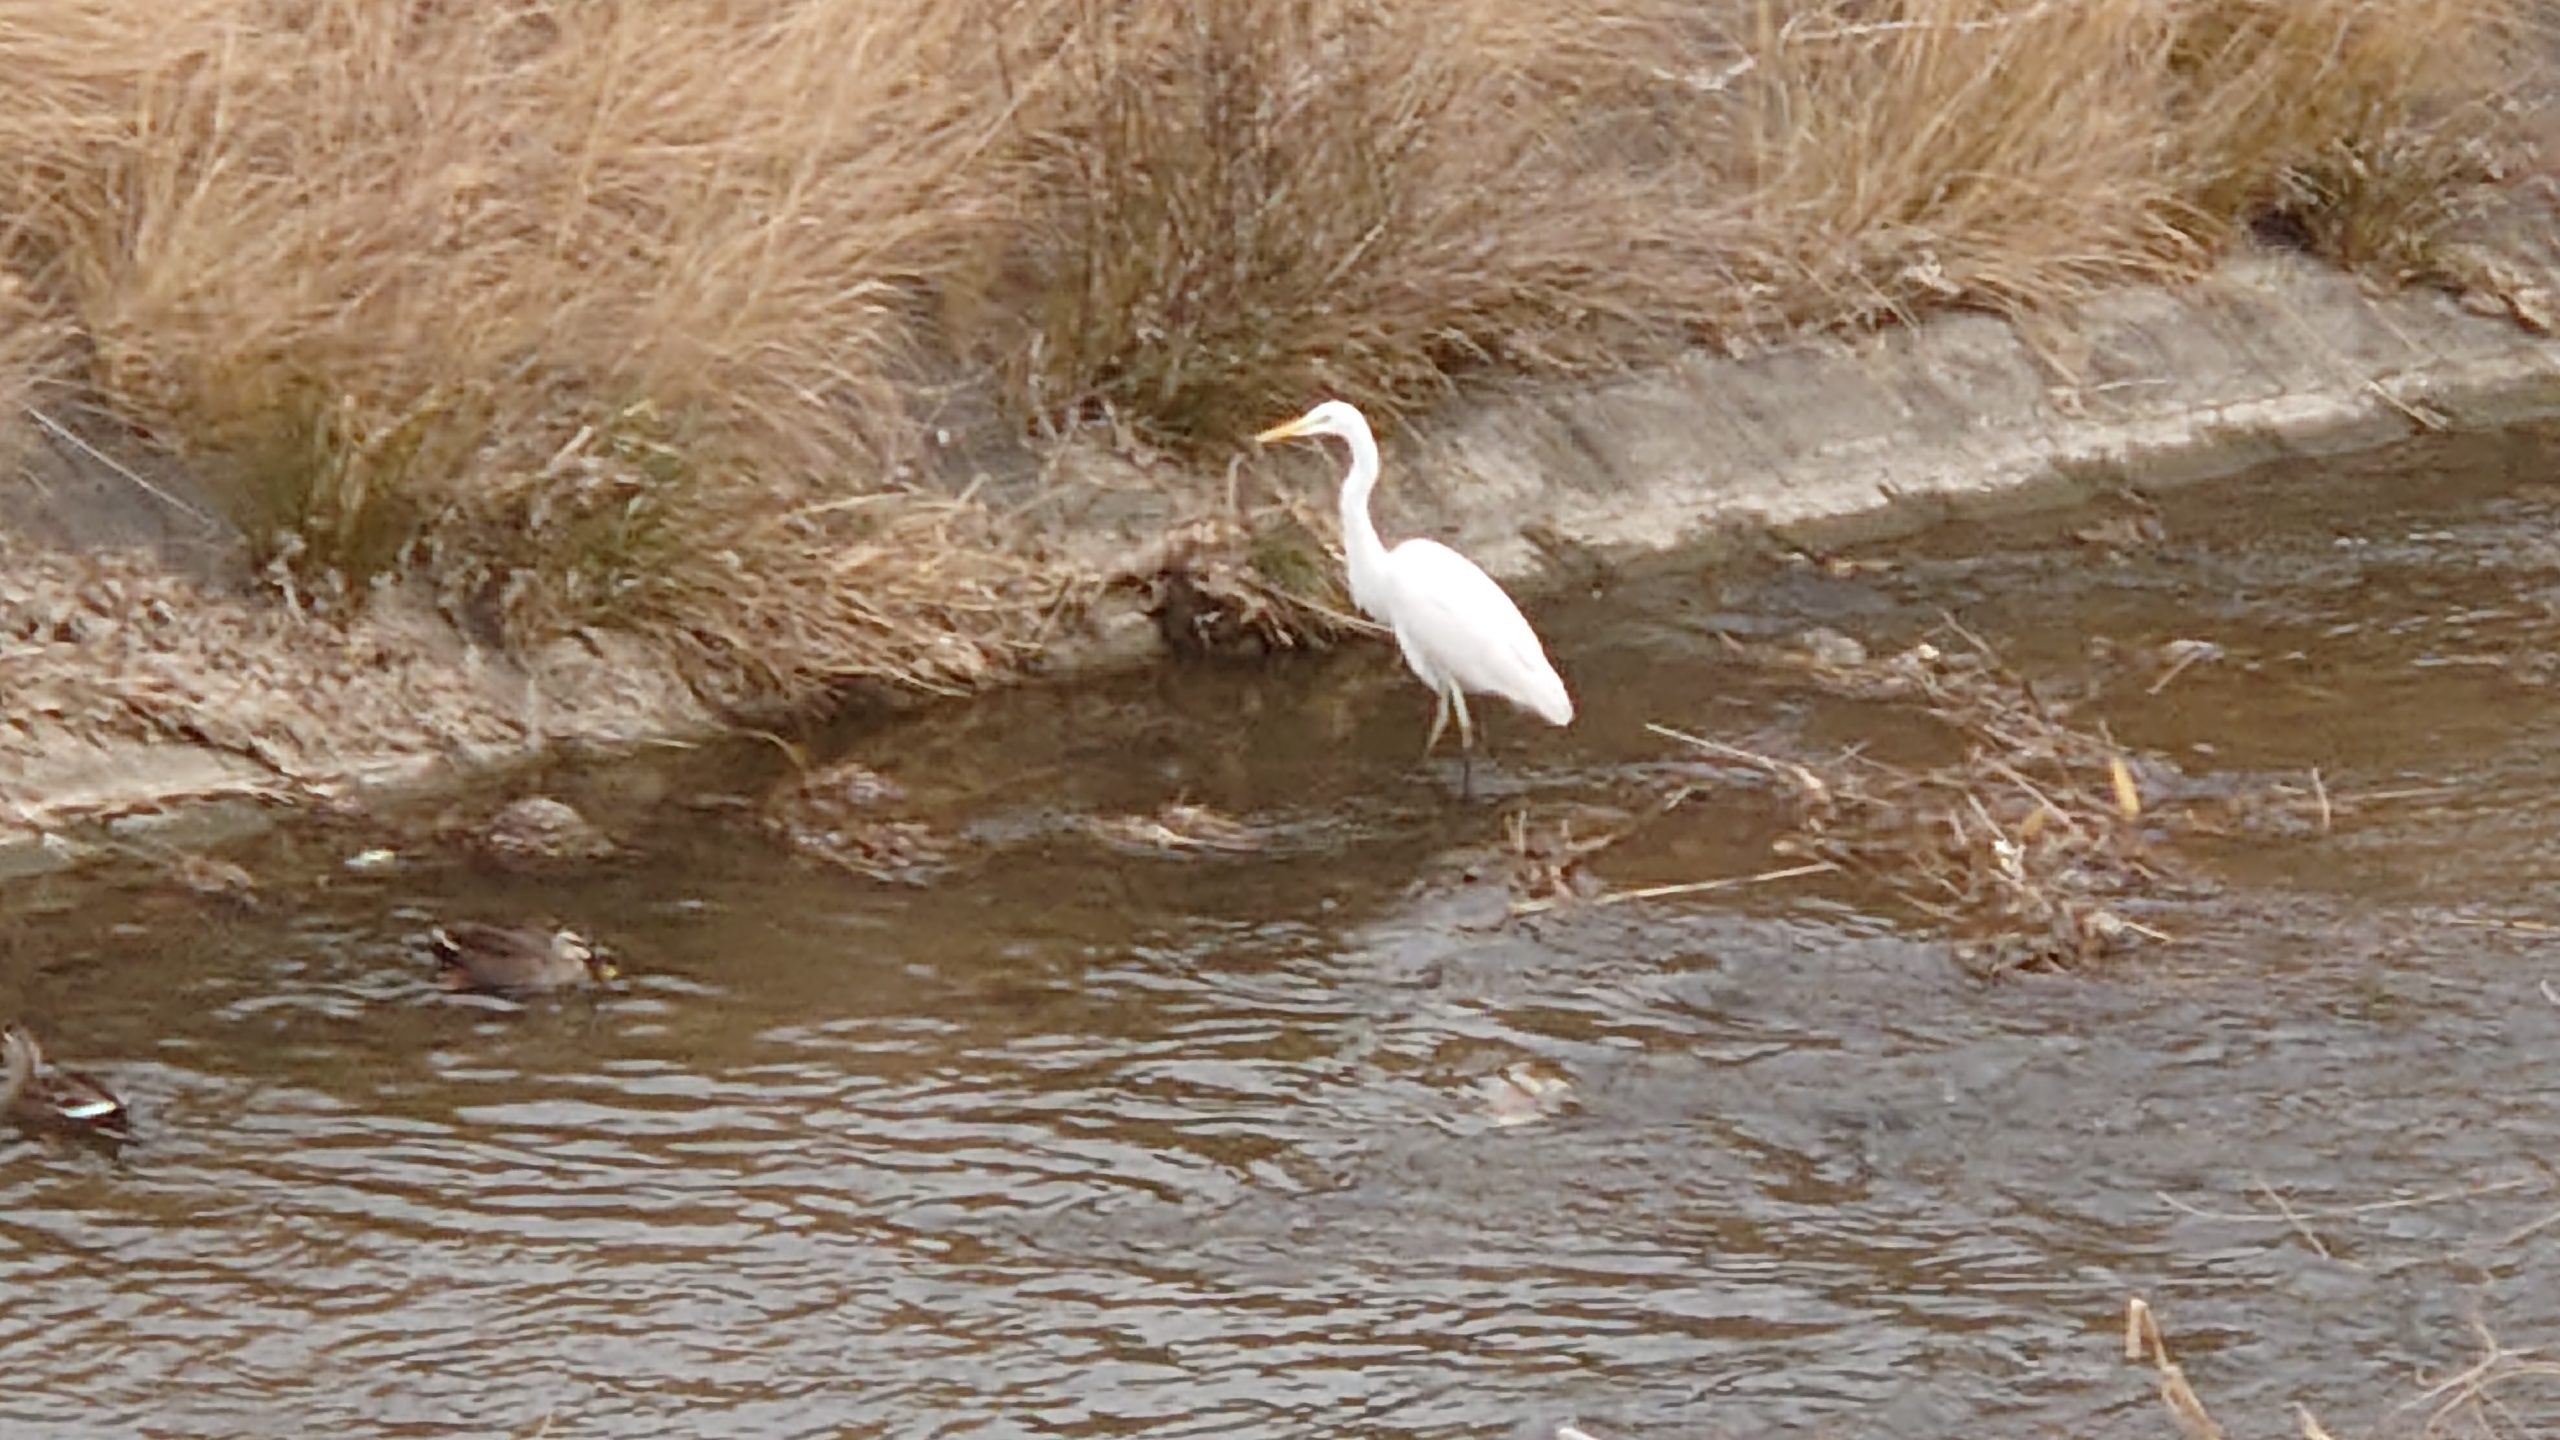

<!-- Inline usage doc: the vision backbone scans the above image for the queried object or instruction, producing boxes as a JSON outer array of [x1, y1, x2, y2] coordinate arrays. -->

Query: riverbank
[[8, 241, 2557, 862], [2, 0, 2556, 857]]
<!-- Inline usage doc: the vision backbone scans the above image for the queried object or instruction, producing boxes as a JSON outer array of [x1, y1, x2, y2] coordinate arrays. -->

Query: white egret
[[1254, 400, 1573, 785]]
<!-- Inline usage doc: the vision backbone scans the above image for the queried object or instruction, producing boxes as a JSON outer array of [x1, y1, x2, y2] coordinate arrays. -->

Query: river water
[[6, 424, 2560, 1438]]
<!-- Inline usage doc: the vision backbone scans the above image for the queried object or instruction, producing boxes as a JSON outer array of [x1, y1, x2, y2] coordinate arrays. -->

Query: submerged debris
[[1666, 625, 2205, 971], [2068, 490, 2168, 555], [758, 758, 947, 885], [1081, 802, 1265, 857], [1459, 802, 1842, 921], [105, 840, 261, 908], [162, 851, 260, 909], [1495, 804, 1633, 909], [1601, 622, 2363, 972], [2131, 1289, 2560, 1440], [785, 818, 949, 885], [1790, 626, 1870, 669], [2086, 634, 2228, 695], [773, 758, 907, 812], [1425, 803, 1637, 917]]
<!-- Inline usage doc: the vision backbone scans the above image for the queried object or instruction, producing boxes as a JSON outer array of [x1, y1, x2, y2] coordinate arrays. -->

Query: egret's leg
[[1423, 686, 1452, 758], [1452, 687, 1477, 797]]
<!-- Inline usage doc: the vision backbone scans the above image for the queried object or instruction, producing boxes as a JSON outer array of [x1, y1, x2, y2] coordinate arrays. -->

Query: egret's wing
[[1382, 539, 1573, 724]]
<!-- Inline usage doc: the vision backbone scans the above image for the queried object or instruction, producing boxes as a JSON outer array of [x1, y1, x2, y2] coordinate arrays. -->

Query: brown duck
[[430, 921, 620, 994], [2, 1026, 132, 1138]]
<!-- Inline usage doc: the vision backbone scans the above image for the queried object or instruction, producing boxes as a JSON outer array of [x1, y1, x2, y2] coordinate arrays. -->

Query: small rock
[[478, 796, 618, 869], [1793, 627, 1868, 668], [1478, 1062, 1574, 1128], [168, 852, 258, 906]]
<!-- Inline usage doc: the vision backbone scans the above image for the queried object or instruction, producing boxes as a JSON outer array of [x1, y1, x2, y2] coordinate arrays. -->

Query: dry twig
[[2124, 1296, 2228, 1440]]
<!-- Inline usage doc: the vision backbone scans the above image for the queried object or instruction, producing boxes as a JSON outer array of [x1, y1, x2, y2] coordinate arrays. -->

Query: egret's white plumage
[[1254, 400, 1573, 771]]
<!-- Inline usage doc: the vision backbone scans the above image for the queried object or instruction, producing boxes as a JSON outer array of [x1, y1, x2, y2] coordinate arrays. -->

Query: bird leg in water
[[1424, 687, 1453, 756]]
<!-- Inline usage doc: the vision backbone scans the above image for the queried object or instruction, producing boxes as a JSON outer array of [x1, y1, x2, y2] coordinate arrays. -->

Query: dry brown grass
[[984, 0, 2546, 437], [971, 0, 1718, 440], [0, 0, 2545, 712], [0, 0, 1041, 701], [0, 268, 66, 478]]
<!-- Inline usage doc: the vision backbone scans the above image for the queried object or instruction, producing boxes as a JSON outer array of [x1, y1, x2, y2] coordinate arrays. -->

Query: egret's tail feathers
[[1523, 666, 1574, 728]]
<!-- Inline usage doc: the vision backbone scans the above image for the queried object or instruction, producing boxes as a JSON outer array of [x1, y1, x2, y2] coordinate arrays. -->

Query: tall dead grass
[[972, 0, 1716, 439], [0, 0, 1044, 699], [0, 0, 2543, 710], [982, 0, 2542, 438], [0, 269, 64, 475], [1703, 0, 2532, 329]]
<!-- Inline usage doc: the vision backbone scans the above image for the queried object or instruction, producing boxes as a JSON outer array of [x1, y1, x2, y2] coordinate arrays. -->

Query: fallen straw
[[1508, 860, 1838, 918]]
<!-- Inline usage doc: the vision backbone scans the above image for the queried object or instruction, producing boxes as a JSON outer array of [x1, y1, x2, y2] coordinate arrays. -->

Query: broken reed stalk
[[2124, 1296, 2229, 1440]]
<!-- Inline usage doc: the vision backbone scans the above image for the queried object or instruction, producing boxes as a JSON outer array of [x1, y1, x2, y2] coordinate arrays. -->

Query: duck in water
[[2, 1027, 131, 1139], [429, 921, 621, 995]]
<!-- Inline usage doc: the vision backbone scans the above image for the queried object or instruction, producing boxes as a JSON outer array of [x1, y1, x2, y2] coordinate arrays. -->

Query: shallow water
[[9, 425, 2560, 1438]]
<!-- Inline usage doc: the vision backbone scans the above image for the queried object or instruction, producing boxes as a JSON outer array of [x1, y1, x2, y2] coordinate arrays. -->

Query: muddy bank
[[6, 245, 2560, 861]]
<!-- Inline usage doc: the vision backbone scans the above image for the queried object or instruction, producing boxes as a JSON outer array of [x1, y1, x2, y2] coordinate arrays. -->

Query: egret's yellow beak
[[1254, 416, 1312, 445]]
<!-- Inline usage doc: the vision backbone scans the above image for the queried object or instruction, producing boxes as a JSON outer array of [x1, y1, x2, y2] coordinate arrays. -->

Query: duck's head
[[555, 929, 621, 983]]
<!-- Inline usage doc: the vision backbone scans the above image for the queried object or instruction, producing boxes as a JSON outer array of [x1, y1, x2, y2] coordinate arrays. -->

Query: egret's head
[[1253, 399, 1370, 447]]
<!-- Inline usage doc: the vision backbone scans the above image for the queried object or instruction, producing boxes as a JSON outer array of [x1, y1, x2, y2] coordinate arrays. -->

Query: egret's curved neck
[[1335, 420, 1390, 609]]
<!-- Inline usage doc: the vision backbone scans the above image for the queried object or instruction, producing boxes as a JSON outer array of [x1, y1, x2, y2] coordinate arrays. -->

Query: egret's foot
[[1413, 749, 1486, 802]]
